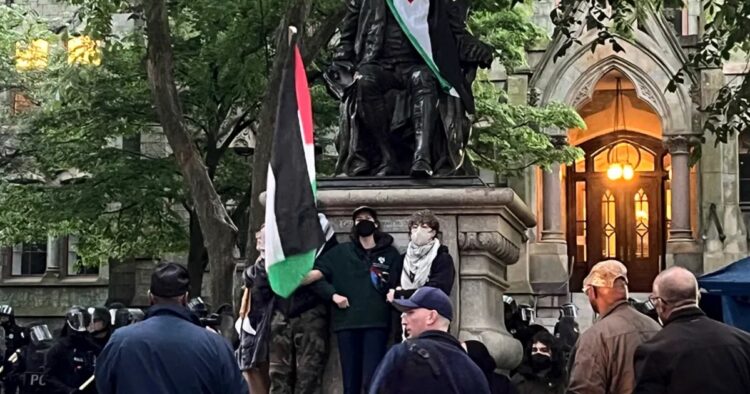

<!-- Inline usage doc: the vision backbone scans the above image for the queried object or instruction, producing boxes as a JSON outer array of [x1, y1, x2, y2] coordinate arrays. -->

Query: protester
[[44, 306, 100, 394], [464, 340, 518, 394], [512, 331, 565, 394], [237, 224, 274, 394], [634, 266, 750, 394], [567, 260, 660, 394], [304, 206, 402, 394], [87, 306, 113, 350], [268, 213, 337, 394], [0, 305, 29, 394], [95, 262, 246, 394], [368, 287, 490, 394], [390, 209, 455, 300]]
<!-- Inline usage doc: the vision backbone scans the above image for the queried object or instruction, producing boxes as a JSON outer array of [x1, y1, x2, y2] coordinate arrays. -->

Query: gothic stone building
[[2, 1, 749, 333]]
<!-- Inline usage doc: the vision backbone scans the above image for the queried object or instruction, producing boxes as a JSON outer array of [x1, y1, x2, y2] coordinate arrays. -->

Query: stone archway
[[530, 12, 698, 284]]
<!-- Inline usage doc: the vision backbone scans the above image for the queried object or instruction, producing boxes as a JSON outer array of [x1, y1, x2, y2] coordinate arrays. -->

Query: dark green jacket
[[313, 233, 402, 331]]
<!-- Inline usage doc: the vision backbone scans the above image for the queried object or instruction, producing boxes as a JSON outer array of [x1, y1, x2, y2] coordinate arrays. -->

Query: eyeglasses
[[647, 295, 668, 305]]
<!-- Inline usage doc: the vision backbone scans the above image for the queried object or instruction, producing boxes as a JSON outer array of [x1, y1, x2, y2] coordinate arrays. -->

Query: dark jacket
[[313, 233, 402, 331], [368, 330, 490, 394], [567, 301, 660, 394], [634, 306, 750, 394], [394, 245, 455, 299], [513, 367, 565, 394], [95, 304, 247, 394], [43, 332, 100, 394]]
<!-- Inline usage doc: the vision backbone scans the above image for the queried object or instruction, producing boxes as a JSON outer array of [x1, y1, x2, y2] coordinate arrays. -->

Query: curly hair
[[407, 209, 440, 233]]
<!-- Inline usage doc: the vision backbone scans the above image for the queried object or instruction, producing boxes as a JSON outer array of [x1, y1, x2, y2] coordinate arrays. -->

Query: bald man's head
[[652, 267, 700, 322]]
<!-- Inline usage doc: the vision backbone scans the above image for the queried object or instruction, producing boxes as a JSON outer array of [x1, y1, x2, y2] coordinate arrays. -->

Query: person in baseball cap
[[582, 259, 629, 294], [568, 260, 660, 393], [392, 286, 453, 338], [370, 287, 491, 393], [149, 262, 191, 303]]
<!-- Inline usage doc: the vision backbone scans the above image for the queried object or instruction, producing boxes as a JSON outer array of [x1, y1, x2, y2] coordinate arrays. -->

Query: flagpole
[[288, 26, 298, 45]]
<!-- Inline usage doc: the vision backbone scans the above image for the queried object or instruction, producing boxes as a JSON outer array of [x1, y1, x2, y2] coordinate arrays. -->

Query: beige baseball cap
[[582, 260, 629, 292]]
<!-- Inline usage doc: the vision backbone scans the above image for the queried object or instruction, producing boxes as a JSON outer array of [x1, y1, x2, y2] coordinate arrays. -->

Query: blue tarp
[[698, 257, 750, 332]]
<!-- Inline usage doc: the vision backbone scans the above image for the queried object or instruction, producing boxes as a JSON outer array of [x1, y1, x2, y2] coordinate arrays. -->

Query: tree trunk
[[248, 0, 314, 256], [144, 0, 237, 307], [187, 210, 207, 298]]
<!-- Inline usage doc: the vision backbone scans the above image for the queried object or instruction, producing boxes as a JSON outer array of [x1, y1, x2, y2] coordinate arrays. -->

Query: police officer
[[16, 323, 54, 394], [43, 306, 100, 394], [86, 307, 113, 350], [0, 305, 29, 394]]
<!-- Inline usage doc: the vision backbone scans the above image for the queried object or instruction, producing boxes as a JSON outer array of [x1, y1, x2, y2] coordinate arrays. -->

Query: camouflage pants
[[269, 304, 329, 394]]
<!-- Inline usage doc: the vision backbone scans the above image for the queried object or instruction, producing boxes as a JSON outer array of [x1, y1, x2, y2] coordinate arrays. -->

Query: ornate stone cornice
[[458, 231, 520, 264], [663, 135, 692, 155]]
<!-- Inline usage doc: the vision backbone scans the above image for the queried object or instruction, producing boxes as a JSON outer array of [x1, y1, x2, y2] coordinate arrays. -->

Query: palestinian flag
[[386, 0, 474, 113], [265, 37, 325, 298]]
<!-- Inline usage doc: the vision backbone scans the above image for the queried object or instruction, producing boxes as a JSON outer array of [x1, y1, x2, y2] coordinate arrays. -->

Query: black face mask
[[530, 353, 552, 371], [355, 220, 376, 237]]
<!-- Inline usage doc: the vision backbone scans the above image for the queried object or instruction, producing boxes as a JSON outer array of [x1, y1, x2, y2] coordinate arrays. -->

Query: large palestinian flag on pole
[[385, 0, 474, 113], [265, 32, 324, 298]]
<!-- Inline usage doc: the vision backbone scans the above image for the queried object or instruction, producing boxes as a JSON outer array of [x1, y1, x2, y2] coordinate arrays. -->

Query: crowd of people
[[1, 206, 750, 393]]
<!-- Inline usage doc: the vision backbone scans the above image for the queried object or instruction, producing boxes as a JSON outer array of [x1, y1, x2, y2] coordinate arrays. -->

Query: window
[[65, 237, 98, 276], [601, 190, 617, 258], [634, 189, 650, 258], [12, 242, 47, 276]]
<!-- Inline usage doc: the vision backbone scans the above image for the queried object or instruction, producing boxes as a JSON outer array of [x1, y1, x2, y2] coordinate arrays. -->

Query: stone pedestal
[[317, 185, 536, 392]]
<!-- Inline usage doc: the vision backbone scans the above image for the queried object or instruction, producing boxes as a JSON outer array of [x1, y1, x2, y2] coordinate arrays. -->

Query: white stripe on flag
[[298, 110, 316, 188], [392, 0, 432, 64], [264, 166, 285, 267]]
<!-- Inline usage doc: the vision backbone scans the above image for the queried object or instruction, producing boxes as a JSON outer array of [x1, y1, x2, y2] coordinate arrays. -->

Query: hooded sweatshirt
[[313, 233, 402, 331]]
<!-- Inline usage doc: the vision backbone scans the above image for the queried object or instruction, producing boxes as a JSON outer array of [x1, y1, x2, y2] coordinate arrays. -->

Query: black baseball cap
[[352, 205, 378, 220], [150, 262, 190, 298], [393, 287, 453, 321]]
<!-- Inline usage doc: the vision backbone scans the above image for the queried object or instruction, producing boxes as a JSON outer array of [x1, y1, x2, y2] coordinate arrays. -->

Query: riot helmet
[[187, 297, 210, 319], [28, 323, 53, 347], [559, 303, 578, 319], [65, 306, 91, 332], [0, 304, 15, 326], [87, 306, 112, 335]]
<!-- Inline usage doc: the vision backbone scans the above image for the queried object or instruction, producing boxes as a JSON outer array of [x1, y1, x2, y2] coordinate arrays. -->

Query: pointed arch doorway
[[567, 132, 668, 292]]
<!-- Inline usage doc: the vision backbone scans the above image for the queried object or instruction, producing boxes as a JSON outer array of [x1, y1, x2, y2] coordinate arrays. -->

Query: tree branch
[[300, 5, 346, 64]]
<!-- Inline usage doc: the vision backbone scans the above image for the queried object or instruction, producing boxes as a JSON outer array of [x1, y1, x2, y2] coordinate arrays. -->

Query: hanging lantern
[[622, 163, 635, 180], [607, 163, 623, 180]]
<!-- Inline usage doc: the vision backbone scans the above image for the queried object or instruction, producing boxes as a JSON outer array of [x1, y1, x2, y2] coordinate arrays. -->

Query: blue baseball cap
[[393, 287, 453, 321]]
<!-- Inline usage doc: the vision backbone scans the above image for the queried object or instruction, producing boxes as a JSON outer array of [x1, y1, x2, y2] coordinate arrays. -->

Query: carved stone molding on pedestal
[[458, 231, 520, 265]]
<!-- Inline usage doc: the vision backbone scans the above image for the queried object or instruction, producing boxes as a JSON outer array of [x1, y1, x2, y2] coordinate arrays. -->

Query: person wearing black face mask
[[511, 331, 565, 394], [303, 206, 402, 394]]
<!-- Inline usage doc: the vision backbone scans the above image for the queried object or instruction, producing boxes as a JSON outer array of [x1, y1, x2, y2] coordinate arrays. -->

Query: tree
[[551, 0, 750, 159], [0, 0, 343, 306]]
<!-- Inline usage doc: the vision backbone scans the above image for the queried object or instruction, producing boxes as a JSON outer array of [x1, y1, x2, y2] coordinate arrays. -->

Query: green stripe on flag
[[385, 0, 453, 93], [267, 249, 317, 298]]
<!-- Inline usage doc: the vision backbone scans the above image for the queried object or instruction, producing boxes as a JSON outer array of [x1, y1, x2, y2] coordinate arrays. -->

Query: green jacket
[[313, 233, 402, 331]]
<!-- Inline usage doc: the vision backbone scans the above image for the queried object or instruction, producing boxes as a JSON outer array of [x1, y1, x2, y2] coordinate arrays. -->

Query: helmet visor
[[66, 311, 90, 332], [30, 325, 52, 344]]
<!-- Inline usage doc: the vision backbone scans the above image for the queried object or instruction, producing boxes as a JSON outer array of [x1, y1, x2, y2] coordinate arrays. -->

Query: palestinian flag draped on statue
[[265, 35, 325, 298], [385, 0, 474, 113]]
